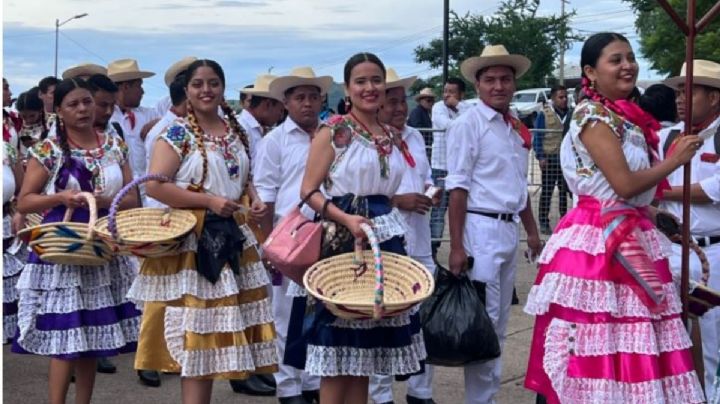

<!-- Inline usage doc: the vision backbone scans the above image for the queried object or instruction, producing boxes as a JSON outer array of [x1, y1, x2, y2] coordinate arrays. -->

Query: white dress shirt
[[660, 116, 720, 236], [144, 110, 179, 208], [395, 125, 434, 257], [254, 117, 314, 220], [430, 99, 472, 170], [110, 105, 161, 181], [238, 109, 264, 168], [445, 100, 529, 215]]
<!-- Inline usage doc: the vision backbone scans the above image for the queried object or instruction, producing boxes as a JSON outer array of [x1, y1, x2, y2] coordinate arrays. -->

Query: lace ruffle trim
[[305, 333, 426, 377], [128, 262, 269, 303], [570, 317, 690, 356], [371, 208, 408, 244], [539, 224, 672, 263], [164, 299, 273, 334], [163, 308, 277, 377], [3, 313, 17, 342], [3, 249, 26, 277], [524, 272, 681, 319], [16, 256, 138, 291]]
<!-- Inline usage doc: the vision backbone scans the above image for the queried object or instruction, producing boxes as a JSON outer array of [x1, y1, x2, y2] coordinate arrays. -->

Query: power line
[[59, 31, 108, 63]]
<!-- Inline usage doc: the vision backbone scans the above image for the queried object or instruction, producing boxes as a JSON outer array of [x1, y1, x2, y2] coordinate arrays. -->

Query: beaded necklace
[[349, 111, 394, 178]]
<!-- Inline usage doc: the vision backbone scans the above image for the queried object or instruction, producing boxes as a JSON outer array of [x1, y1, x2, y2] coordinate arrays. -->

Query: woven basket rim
[[93, 208, 197, 243], [39, 251, 110, 264], [304, 251, 434, 307]]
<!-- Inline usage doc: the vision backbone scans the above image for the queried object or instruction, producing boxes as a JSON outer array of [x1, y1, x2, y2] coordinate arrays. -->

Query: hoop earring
[[590, 80, 597, 90]]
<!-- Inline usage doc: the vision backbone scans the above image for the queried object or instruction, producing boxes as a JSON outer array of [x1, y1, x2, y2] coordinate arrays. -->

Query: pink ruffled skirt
[[524, 196, 705, 403]]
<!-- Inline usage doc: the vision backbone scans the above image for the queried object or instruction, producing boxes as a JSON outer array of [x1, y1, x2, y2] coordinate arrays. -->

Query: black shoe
[[279, 396, 310, 404], [229, 376, 275, 396], [137, 370, 161, 387], [511, 287, 520, 305], [301, 390, 319, 404], [256, 373, 276, 388], [96, 357, 117, 374], [406, 396, 436, 404]]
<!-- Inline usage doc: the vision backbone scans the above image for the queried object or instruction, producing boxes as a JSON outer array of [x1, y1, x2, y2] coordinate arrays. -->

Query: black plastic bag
[[420, 264, 501, 366]]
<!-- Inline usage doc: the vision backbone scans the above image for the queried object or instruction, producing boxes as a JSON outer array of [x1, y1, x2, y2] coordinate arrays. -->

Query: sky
[[2, 0, 662, 105]]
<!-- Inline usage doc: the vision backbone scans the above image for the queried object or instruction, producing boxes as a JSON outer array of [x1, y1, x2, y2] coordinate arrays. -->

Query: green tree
[[412, 0, 575, 96], [624, 0, 720, 75]]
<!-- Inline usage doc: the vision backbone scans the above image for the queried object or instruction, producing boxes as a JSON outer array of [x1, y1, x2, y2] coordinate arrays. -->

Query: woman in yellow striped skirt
[[127, 59, 277, 403]]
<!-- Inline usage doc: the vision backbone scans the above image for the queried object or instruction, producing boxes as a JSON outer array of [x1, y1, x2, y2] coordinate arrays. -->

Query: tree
[[412, 0, 576, 96], [624, 0, 720, 76]]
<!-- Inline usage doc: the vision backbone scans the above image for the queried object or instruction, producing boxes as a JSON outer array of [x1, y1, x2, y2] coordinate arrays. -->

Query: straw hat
[[664, 59, 720, 90], [460, 44, 531, 83], [62, 62, 107, 79], [164, 56, 197, 87], [414, 87, 436, 102], [241, 74, 281, 102], [385, 68, 416, 92], [269, 66, 334, 101], [107, 59, 155, 83]]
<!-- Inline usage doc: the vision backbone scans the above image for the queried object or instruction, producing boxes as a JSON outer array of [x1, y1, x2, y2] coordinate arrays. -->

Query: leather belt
[[467, 209, 514, 222], [672, 235, 720, 248]]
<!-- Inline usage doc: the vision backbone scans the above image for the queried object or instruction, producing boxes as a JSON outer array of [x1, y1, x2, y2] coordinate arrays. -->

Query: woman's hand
[[249, 198, 267, 224], [668, 135, 703, 167], [392, 193, 433, 214], [342, 214, 372, 239], [208, 196, 241, 217], [56, 189, 84, 209]]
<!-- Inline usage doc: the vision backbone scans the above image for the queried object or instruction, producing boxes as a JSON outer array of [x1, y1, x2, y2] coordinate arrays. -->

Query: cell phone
[[425, 185, 441, 199], [465, 256, 474, 271]]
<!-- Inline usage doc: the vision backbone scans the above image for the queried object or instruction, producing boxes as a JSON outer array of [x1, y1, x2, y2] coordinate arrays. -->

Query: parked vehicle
[[510, 88, 551, 127]]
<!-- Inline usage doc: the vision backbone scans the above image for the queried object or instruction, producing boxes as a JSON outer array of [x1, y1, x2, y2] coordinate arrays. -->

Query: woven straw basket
[[17, 192, 112, 266], [304, 223, 434, 320], [93, 174, 197, 257]]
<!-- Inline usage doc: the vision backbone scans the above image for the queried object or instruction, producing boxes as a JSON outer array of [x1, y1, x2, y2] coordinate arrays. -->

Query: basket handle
[[107, 174, 171, 240], [354, 223, 384, 319], [61, 192, 98, 240]]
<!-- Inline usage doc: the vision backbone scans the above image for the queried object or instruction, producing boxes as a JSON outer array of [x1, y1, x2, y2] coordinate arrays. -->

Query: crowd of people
[[2, 31, 720, 404]]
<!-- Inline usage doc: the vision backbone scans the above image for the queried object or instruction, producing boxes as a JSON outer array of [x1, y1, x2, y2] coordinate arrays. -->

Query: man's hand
[[448, 247, 468, 277], [392, 193, 432, 214], [527, 234, 543, 261]]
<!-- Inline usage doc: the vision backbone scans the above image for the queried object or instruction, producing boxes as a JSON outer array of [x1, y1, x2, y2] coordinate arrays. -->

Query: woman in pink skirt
[[524, 32, 706, 403]]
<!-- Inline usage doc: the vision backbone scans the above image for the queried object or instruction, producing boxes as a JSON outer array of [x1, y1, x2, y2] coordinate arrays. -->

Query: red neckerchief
[[122, 108, 136, 130], [665, 113, 719, 159], [392, 126, 416, 168], [503, 112, 531, 149]]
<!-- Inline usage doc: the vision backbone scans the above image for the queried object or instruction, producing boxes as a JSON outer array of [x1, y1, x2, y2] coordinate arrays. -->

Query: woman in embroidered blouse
[[128, 59, 277, 404], [3, 130, 24, 344], [16, 87, 48, 155], [523, 33, 705, 403], [13, 78, 141, 404], [285, 52, 425, 404]]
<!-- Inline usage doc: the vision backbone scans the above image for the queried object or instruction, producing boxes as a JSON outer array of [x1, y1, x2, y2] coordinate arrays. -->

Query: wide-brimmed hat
[[107, 59, 155, 83], [62, 62, 107, 79], [460, 44, 531, 82], [664, 59, 720, 90], [414, 87, 436, 101], [241, 74, 281, 102], [269, 66, 334, 101], [385, 68, 416, 92], [164, 56, 197, 87]]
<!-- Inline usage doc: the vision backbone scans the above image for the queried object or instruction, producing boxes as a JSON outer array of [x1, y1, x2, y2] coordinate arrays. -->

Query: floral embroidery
[[3, 141, 17, 166], [30, 139, 58, 172]]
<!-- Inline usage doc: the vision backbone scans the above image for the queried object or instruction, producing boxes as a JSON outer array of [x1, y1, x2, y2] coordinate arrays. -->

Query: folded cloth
[[195, 211, 246, 283]]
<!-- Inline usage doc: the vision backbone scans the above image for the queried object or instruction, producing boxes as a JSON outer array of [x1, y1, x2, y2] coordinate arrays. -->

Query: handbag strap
[[297, 189, 322, 208]]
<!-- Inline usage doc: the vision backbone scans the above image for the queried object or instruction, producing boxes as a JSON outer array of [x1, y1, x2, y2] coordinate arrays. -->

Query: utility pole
[[442, 0, 449, 85], [53, 13, 88, 77], [559, 0, 568, 84]]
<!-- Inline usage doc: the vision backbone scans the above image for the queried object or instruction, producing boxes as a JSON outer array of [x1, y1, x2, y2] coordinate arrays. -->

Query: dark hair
[[185, 59, 251, 170], [53, 78, 94, 168], [249, 95, 277, 109], [86, 74, 118, 94], [169, 74, 187, 107], [16, 87, 43, 112], [445, 77, 466, 94], [240, 84, 253, 103], [580, 32, 630, 79], [38, 76, 60, 94], [284, 85, 320, 99], [343, 52, 386, 85], [550, 84, 567, 98], [639, 84, 677, 122], [474, 66, 515, 81]]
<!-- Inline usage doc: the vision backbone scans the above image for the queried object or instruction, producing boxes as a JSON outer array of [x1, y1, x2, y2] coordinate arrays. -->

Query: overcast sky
[[3, 0, 660, 104]]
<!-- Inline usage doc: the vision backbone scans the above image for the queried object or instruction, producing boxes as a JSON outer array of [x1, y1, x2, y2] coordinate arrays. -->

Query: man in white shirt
[[108, 59, 161, 201], [446, 45, 542, 404], [239, 74, 286, 164], [254, 66, 332, 404], [660, 59, 720, 401], [430, 77, 472, 260], [370, 68, 437, 404]]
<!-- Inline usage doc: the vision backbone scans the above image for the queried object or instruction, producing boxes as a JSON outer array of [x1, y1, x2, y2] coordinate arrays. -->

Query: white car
[[510, 88, 551, 122]]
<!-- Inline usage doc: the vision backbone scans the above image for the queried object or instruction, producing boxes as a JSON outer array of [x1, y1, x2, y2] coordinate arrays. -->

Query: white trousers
[[273, 277, 320, 398], [669, 242, 720, 400], [462, 215, 519, 404], [369, 255, 437, 403]]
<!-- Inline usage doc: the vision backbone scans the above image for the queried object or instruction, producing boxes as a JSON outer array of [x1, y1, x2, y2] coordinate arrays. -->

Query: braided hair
[[184, 101, 209, 190], [53, 78, 92, 168]]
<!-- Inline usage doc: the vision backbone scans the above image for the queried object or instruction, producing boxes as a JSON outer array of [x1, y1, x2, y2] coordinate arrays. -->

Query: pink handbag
[[262, 190, 324, 284]]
